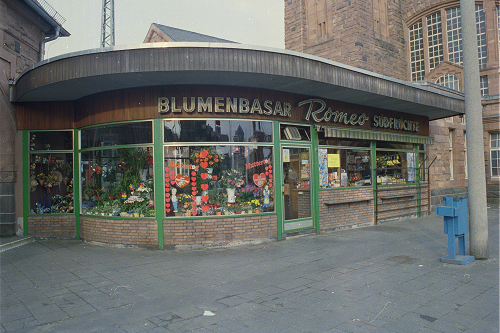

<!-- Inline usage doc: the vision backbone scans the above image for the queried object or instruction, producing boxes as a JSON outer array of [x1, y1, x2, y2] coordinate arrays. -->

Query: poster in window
[[407, 152, 416, 182], [283, 149, 290, 162], [319, 148, 328, 187], [328, 154, 340, 168]]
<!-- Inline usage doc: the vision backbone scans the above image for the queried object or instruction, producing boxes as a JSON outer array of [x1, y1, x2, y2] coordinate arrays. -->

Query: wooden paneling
[[74, 85, 429, 135], [16, 85, 429, 136], [13, 46, 464, 123], [15, 102, 75, 130]]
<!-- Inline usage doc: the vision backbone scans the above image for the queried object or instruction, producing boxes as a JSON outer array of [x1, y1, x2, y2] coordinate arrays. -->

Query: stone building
[[143, 23, 236, 44], [285, 0, 499, 205], [0, 0, 69, 236]]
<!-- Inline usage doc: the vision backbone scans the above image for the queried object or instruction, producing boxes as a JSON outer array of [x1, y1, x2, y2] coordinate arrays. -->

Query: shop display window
[[164, 118, 274, 217], [319, 148, 371, 188], [81, 147, 154, 217], [29, 131, 74, 214], [280, 124, 311, 141], [29, 131, 73, 151], [164, 120, 272, 143], [81, 121, 153, 149], [419, 152, 428, 182], [376, 141, 413, 150], [376, 142, 418, 185], [375, 151, 416, 185], [164, 145, 274, 217], [80, 122, 155, 217], [318, 135, 370, 148]]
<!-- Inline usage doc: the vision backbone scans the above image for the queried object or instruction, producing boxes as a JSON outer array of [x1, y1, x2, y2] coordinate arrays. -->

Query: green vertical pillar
[[154, 119, 164, 249], [73, 129, 81, 239], [274, 121, 283, 240], [415, 144, 421, 217], [22, 130, 30, 236], [311, 125, 320, 234], [371, 141, 377, 225]]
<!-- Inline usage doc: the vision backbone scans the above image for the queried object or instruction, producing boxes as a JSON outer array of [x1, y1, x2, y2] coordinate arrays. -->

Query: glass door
[[282, 146, 313, 231]]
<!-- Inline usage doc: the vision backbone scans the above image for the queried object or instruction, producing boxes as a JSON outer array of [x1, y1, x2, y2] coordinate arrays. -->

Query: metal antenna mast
[[100, 0, 115, 47]]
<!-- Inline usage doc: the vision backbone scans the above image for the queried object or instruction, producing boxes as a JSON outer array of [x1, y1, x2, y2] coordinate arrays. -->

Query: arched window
[[436, 74, 460, 91], [408, 5, 487, 80]]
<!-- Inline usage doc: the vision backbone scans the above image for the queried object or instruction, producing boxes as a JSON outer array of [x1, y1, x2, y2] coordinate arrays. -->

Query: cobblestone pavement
[[1, 206, 498, 332]]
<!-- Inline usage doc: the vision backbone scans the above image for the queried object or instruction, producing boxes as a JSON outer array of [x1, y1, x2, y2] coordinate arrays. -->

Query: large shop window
[[80, 122, 154, 217], [419, 151, 429, 182], [376, 142, 416, 185], [319, 137, 371, 188], [164, 120, 274, 217], [29, 131, 74, 214]]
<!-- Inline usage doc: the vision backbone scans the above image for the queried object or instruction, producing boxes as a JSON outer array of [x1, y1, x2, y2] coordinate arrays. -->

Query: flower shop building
[[12, 43, 464, 248]]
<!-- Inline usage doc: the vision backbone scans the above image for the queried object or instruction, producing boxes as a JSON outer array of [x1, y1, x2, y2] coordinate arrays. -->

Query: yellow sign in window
[[328, 154, 340, 168]]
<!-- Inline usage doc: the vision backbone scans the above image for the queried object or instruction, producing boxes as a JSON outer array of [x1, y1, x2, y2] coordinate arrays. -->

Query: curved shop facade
[[13, 44, 464, 248]]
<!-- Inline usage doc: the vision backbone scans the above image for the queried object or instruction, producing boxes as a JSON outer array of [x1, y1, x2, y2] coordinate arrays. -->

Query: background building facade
[[285, 0, 500, 205], [0, 0, 68, 236]]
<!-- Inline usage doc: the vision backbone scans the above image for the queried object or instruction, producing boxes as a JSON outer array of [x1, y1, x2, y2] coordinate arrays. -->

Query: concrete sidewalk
[[1, 206, 498, 333]]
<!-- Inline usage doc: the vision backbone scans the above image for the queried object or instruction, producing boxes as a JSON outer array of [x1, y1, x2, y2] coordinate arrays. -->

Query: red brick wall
[[285, 0, 408, 80], [318, 188, 374, 231], [80, 217, 158, 247], [163, 215, 278, 246], [376, 185, 430, 221], [28, 216, 76, 238]]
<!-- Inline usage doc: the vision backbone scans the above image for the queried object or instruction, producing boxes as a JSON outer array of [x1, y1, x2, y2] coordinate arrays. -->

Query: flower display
[[236, 185, 261, 203], [176, 193, 193, 205], [219, 169, 245, 189], [250, 199, 261, 209], [190, 147, 224, 165]]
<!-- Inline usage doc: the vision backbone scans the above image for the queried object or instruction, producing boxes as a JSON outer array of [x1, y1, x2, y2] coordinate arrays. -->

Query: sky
[[44, 0, 285, 58]]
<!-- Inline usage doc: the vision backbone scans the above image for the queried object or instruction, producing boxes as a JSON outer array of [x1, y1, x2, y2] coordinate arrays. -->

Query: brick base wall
[[377, 185, 429, 221], [319, 188, 374, 231], [80, 217, 158, 247], [163, 214, 278, 246], [28, 215, 76, 238]]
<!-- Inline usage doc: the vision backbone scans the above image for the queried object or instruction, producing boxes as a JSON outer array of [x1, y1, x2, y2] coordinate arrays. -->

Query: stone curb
[[0, 237, 34, 253]]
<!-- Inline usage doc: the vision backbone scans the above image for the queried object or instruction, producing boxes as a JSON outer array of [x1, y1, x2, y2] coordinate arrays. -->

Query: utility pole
[[460, 0, 488, 259], [101, 0, 115, 47]]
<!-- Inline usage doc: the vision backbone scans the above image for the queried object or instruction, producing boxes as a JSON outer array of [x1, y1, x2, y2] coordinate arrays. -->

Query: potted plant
[[36, 173, 47, 186], [190, 147, 224, 170], [219, 169, 245, 203], [251, 199, 261, 213], [241, 202, 252, 214]]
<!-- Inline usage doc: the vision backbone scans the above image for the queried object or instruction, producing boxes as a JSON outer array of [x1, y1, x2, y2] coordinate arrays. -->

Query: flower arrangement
[[177, 193, 193, 205], [36, 173, 47, 181], [250, 199, 261, 210], [136, 183, 152, 194], [134, 148, 153, 170], [119, 148, 153, 172], [122, 196, 146, 213], [219, 169, 245, 189], [241, 202, 252, 212], [226, 203, 241, 214], [236, 185, 261, 203], [190, 147, 224, 165]]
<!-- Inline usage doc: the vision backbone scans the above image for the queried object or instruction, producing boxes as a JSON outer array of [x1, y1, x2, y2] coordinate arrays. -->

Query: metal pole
[[460, 0, 488, 259]]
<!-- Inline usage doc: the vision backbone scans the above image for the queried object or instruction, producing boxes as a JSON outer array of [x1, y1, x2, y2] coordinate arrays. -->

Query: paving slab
[[1, 206, 498, 332]]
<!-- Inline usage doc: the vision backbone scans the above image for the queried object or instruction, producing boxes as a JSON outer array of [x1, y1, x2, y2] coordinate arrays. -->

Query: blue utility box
[[436, 196, 474, 265]]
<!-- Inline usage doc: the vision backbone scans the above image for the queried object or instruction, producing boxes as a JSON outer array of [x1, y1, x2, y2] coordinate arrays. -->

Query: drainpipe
[[40, 26, 60, 61]]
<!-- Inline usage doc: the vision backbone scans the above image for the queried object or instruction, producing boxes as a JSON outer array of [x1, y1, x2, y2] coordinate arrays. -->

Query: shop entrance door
[[281, 146, 314, 233]]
